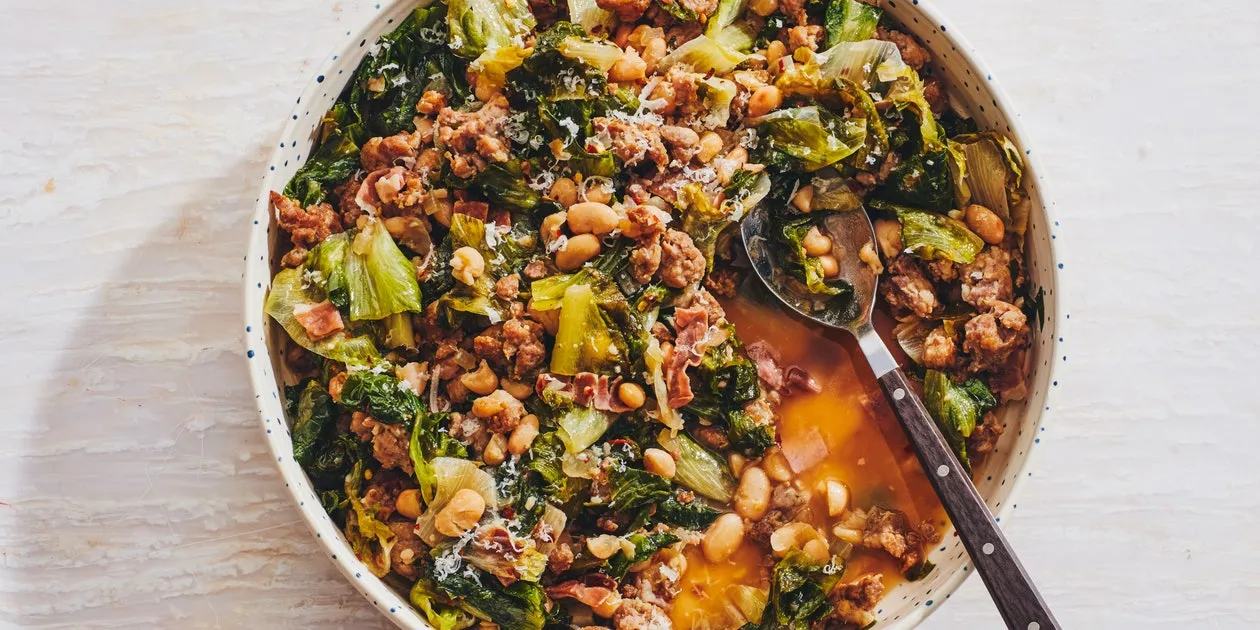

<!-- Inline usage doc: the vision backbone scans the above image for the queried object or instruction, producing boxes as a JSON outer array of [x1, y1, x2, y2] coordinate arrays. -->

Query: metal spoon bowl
[[741, 203, 1060, 630]]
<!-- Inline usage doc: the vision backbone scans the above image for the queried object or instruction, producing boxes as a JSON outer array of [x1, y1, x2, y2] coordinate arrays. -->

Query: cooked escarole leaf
[[447, 0, 536, 61], [431, 564, 548, 630], [416, 457, 500, 544], [309, 234, 351, 311], [345, 461, 397, 578], [475, 160, 544, 213], [756, 106, 867, 172], [873, 146, 955, 212], [558, 36, 625, 72], [923, 371, 997, 471], [265, 267, 381, 366], [659, 429, 736, 502], [285, 125, 361, 207], [679, 183, 734, 272], [557, 406, 616, 454], [774, 215, 846, 296], [952, 132, 1028, 235], [869, 201, 983, 264], [550, 283, 629, 376], [409, 579, 476, 630], [756, 550, 843, 629], [438, 214, 510, 322], [339, 370, 421, 425], [606, 532, 680, 579], [887, 66, 944, 151], [567, 0, 616, 37], [657, 491, 721, 528], [659, 35, 750, 75], [410, 407, 468, 503], [289, 380, 361, 490], [814, 40, 906, 88], [350, 5, 464, 137], [824, 0, 882, 48], [346, 217, 424, 321]]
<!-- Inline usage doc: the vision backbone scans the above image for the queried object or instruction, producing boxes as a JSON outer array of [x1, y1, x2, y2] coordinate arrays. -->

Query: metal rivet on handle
[[936, 465, 949, 477], [1028, 623, 1040, 630], [893, 388, 906, 400], [982, 543, 995, 555]]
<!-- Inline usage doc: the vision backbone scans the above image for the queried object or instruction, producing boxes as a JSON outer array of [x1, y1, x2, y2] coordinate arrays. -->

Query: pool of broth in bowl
[[669, 294, 946, 629]]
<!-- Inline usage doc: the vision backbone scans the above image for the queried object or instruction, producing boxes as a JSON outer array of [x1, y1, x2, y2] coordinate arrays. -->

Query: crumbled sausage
[[748, 509, 788, 547], [691, 424, 730, 451], [658, 229, 706, 288], [631, 234, 664, 284], [472, 389, 527, 434], [360, 130, 421, 171], [677, 0, 718, 19], [677, 286, 726, 323], [332, 174, 365, 226], [349, 412, 415, 474], [596, 0, 651, 22], [271, 191, 343, 267], [495, 273, 521, 301], [523, 259, 549, 280], [613, 597, 672, 630], [922, 325, 958, 371], [437, 94, 511, 178], [415, 90, 447, 115], [703, 267, 740, 298], [594, 117, 668, 169], [963, 301, 1029, 372], [968, 411, 1004, 456], [388, 520, 425, 580], [504, 317, 547, 376], [861, 506, 928, 573], [779, 0, 807, 25], [960, 247, 1014, 310], [548, 542, 575, 573], [785, 25, 824, 52], [923, 74, 949, 115], [829, 574, 884, 628], [875, 27, 932, 70], [880, 255, 939, 318]]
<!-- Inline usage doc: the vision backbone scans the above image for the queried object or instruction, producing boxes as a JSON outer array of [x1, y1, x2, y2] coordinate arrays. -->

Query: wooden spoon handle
[[862, 332, 1060, 629]]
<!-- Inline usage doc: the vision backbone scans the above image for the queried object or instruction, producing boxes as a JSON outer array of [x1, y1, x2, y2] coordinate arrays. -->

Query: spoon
[[740, 203, 1060, 630]]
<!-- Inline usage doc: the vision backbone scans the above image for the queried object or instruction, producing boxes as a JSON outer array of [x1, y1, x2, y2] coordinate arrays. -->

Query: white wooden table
[[3, 0, 1258, 628]]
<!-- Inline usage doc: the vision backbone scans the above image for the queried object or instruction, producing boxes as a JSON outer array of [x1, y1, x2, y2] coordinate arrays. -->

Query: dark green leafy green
[[605, 532, 680, 579], [756, 550, 842, 629], [727, 409, 776, 457], [339, 370, 422, 425], [923, 370, 996, 471], [284, 130, 361, 207], [773, 214, 849, 297], [656, 492, 721, 529], [431, 564, 548, 630], [475, 160, 543, 213], [872, 147, 955, 212], [289, 380, 363, 491]]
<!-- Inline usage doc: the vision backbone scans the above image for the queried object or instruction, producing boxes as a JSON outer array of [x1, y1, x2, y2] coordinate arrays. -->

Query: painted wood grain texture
[[0, 0, 1257, 628]]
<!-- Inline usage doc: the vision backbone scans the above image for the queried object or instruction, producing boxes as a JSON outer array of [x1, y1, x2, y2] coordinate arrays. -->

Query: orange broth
[[669, 295, 946, 629]]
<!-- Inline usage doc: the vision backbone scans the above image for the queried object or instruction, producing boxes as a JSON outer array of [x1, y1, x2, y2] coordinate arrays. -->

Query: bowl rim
[[241, 1, 1067, 627]]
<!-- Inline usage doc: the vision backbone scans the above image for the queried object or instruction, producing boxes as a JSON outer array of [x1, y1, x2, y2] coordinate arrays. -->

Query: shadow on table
[[4, 159, 391, 629]]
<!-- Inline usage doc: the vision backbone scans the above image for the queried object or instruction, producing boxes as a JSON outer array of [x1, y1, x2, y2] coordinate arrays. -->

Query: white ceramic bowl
[[243, 1, 1066, 626]]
